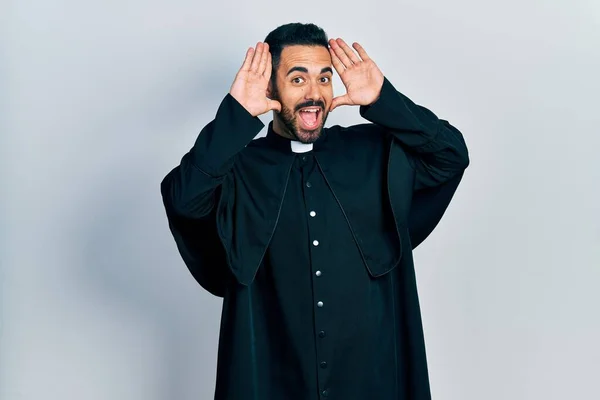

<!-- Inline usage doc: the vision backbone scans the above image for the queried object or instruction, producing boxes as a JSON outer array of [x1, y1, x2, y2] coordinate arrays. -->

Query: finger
[[330, 94, 352, 111], [352, 42, 371, 61], [329, 38, 353, 68], [336, 38, 361, 64], [250, 42, 264, 71], [258, 43, 269, 75], [240, 47, 254, 71], [264, 51, 273, 79], [329, 47, 346, 75], [268, 98, 281, 113]]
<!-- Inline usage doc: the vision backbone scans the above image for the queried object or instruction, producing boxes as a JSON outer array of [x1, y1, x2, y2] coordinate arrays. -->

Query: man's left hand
[[328, 38, 384, 112]]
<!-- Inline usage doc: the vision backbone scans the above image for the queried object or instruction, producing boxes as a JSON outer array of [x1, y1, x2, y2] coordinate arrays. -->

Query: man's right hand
[[229, 42, 282, 117]]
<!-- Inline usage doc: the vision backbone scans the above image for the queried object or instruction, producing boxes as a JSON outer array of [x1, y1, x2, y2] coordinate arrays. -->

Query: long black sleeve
[[408, 171, 464, 249], [160, 94, 264, 297], [359, 77, 469, 191], [161, 94, 264, 219]]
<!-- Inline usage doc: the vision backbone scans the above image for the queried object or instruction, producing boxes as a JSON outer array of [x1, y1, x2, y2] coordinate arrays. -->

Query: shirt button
[[321, 389, 329, 397], [313, 240, 319, 246], [320, 361, 327, 369], [309, 211, 316, 217], [306, 182, 312, 188], [317, 301, 324, 308], [301, 155, 307, 161], [319, 330, 326, 338], [315, 270, 322, 277]]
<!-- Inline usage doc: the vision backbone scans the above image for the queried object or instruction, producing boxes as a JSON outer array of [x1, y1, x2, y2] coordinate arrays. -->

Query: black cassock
[[161, 78, 469, 400]]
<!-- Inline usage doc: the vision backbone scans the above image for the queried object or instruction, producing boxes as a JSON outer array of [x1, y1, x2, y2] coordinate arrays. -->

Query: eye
[[292, 77, 305, 84], [320, 76, 331, 83]]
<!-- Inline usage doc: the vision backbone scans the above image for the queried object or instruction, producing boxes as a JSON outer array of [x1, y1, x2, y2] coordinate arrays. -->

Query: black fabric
[[160, 77, 469, 399]]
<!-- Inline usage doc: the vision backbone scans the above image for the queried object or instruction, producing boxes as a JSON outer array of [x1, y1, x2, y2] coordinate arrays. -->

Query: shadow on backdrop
[[73, 71, 235, 399]]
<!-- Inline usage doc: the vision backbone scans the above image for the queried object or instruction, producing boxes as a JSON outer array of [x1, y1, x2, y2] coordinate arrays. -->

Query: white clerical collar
[[290, 141, 313, 153]]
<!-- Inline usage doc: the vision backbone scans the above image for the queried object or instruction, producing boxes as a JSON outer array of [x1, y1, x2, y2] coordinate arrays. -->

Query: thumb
[[330, 94, 352, 112], [268, 99, 282, 113]]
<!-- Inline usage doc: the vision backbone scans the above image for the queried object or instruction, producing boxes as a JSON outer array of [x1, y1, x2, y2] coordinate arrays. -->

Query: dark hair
[[264, 23, 329, 81]]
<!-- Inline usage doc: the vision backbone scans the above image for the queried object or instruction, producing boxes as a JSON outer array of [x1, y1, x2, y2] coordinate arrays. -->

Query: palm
[[328, 39, 384, 111], [229, 43, 281, 117], [231, 70, 269, 110], [338, 62, 383, 105]]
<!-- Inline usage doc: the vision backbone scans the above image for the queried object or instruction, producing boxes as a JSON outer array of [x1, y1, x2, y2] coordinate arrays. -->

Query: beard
[[271, 86, 329, 144]]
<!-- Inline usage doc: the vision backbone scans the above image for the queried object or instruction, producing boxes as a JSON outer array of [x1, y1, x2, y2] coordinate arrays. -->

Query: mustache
[[294, 100, 326, 112]]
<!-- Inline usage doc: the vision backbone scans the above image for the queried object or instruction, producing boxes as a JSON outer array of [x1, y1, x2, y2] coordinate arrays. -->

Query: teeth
[[301, 109, 318, 113]]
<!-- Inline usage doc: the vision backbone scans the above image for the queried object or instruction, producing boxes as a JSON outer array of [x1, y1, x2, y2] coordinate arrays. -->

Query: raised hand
[[229, 42, 282, 117], [328, 38, 384, 112]]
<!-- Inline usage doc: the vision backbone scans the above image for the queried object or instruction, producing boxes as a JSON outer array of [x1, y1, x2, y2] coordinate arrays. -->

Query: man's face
[[269, 45, 334, 144]]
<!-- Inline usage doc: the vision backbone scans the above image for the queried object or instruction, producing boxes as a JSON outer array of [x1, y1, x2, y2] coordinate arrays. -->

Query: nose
[[304, 81, 322, 102]]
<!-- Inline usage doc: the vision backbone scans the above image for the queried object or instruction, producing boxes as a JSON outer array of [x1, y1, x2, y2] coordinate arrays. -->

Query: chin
[[294, 127, 323, 144]]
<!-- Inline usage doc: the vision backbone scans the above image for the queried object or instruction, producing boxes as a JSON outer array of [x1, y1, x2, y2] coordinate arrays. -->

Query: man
[[161, 22, 469, 400]]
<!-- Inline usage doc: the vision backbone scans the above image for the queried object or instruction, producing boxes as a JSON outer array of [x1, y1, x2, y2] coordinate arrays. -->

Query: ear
[[266, 81, 273, 98]]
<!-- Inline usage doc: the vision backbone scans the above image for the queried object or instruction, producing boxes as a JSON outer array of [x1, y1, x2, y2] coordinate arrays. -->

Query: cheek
[[281, 96, 299, 114], [283, 91, 304, 107]]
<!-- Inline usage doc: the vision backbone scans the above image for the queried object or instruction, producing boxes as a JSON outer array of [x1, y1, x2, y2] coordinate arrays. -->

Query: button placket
[[301, 160, 330, 387]]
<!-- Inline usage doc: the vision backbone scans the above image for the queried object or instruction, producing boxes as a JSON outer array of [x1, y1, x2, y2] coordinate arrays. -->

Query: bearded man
[[161, 22, 470, 400]]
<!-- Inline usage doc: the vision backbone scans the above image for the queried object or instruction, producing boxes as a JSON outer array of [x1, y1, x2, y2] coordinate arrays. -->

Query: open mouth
[[297, 107, 322, 130]]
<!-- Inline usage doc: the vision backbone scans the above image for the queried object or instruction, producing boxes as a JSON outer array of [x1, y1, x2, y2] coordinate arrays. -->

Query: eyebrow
[[286, 66, 333, 76]]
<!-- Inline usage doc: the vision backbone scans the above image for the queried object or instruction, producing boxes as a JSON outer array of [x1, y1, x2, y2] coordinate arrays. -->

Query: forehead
[[279, 45, 332, 72]]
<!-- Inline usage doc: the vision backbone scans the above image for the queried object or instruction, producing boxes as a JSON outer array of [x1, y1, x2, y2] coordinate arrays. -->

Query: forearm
[[161, 94, 264, 218], [360, 78, 470, 189]]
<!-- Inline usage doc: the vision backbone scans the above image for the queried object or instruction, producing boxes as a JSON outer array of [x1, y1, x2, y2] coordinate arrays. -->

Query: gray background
[[2, 0, 599, 399]]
